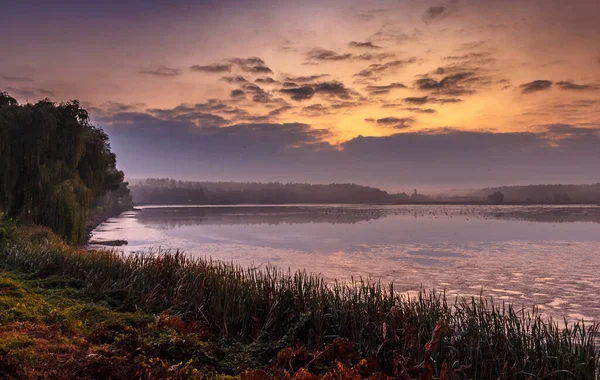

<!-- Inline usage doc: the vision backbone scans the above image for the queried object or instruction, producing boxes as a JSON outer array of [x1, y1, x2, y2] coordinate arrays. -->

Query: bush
[[0, 217, 16, 245]]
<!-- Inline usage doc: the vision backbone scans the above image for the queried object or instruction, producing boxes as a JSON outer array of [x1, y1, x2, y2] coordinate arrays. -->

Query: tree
[[0, 93, 127, 243], [488, 191, 505, 204]]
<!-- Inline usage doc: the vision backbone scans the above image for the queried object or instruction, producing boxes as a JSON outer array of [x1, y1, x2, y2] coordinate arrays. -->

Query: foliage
[[0, 91, 127, 243], [0, 217, 17, 246], [131, 178, 415, 205], [1, 227, 598, 378], [476, 183, 600, 204], [487, 191, 505, 203]]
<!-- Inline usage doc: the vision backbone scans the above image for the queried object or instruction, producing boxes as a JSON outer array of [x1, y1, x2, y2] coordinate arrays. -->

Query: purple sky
[[2, 0, 599, 191]]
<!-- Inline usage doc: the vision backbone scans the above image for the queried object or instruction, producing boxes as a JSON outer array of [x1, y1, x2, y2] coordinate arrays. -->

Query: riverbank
[[84, 203, 134, 244], [1, 225, 599, 379]]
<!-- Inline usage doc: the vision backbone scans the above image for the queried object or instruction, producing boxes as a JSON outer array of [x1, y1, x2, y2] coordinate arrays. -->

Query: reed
[[1, 227, 598, 378]]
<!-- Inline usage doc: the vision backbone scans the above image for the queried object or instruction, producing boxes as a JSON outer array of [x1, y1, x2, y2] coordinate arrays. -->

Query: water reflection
[[89, 205, 600, 323]]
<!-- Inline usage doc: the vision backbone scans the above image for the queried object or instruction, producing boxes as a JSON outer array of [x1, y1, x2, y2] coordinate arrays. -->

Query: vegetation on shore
[[1, 221, 598, 379], [0, 92, 130, 244]]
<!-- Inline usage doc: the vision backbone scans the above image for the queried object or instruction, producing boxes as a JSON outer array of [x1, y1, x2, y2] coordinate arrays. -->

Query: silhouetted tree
[[488, 191, 505, 204], [0, 92, 127, 243]]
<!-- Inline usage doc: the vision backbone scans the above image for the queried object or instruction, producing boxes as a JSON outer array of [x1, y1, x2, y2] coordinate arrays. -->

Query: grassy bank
[[1, 225, 599, 379]]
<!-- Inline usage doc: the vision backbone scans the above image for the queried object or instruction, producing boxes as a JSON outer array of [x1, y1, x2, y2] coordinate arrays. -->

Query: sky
[[2, 0, 600, 192]]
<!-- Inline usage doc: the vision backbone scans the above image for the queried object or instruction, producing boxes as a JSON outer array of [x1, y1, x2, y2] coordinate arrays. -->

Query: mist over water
[[89, 204, 600, 323]]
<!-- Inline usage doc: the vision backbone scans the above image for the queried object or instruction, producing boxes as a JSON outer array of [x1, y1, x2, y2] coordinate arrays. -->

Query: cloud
[[139, 65, 181, 77], [306, 48, 352, 61], [353, 58, 417, 81], [403, 96, 462, 105], [365, 116, 415, 129], [349, 41, 382, 49], [313, 81, 355, 99], [280, 86, 315, 101], [556, 81, 599, 91], [415, 72, 483, 96], [102, 108, 600, 187], [280, 81, 357, 102], [520, 80, 553, 94], [190, 64, 232, 73], [229, 57, 273, 74], [365, 82, 407, 95], [301, 104, 332, 116], [442, 52, 491, 61], [402, 107, 437, 114], [284, 74, 330, 83], [255, 77, 279, 84], [306, 48, 394, 63], [220, 75, 248, 84], [230, 89, 245, 98], [422, 5, 449, 24]]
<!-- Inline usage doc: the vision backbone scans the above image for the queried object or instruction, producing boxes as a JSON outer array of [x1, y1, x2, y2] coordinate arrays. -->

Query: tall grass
[[1, 227, 598, 378]]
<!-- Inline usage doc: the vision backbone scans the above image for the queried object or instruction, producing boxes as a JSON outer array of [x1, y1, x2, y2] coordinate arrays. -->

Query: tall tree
[[0, 92, 126, 243]]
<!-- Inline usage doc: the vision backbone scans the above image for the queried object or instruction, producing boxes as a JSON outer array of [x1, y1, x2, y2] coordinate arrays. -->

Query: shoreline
[[1, 225, 599, 378], [84, 204, 134, 244]]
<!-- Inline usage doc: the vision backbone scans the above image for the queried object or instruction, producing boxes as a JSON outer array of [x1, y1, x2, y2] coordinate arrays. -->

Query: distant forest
[[471, 184, 600, 204], [132, 178, 600, 205], [129, 178, 427, 205]]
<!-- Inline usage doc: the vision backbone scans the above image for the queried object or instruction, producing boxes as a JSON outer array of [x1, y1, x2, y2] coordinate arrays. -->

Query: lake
[[88, 204, 600, 323]]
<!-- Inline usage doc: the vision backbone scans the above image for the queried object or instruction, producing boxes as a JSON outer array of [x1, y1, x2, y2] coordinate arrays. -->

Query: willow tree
[[0, 91, 124, 243]]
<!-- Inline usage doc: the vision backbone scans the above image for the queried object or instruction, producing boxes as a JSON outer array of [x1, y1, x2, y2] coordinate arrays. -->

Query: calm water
[[89, 204, 600, 323]]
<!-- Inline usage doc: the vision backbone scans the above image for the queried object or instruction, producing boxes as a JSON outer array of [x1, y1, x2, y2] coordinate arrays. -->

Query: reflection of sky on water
[[89, 205, 600, 323]]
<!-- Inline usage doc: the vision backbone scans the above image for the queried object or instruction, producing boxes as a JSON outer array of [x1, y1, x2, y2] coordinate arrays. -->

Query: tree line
[[474, 184, 600, 204], [130, 178, 417, 205], [0, 92, 131, 243]]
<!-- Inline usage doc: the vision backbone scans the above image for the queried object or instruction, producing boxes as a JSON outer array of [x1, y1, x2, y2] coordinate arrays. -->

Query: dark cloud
[[229, 57, 273, 74], [354, 52, 396, 61], [365, 116, 415, 129], [230, 89, 245, 98], [365, 82, 407, 95], [403, 96, 429, 105], [280, 86, 315, 101], [241, 83, 265, 93], [353, 58, 417, 81], [313, 81, 355, 99], [255, 77, 279, 84], [415, 72, 483, 96], [103, 110, 600, 187], [220, 75, 248, 84], [520, 80, 553, 94], [403, 96, 462, 105], [142, 108, 228, 128], [306, 48, 394, 63], [422, 5, 449, 25], [556, 81, 599, 91], [301, 104, 332, 116], [416, 77, 470, 95], [442, 52, 490, 61], [190, 64, 232, 73], [542, 123, 600, 137], [402, 107, 437, 114], [349, 41, 382, 49], [284, 74, 330, 83], [280, 81, 357, 102], [139, 65, 180, 77], [306, 48, 352, 61]]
